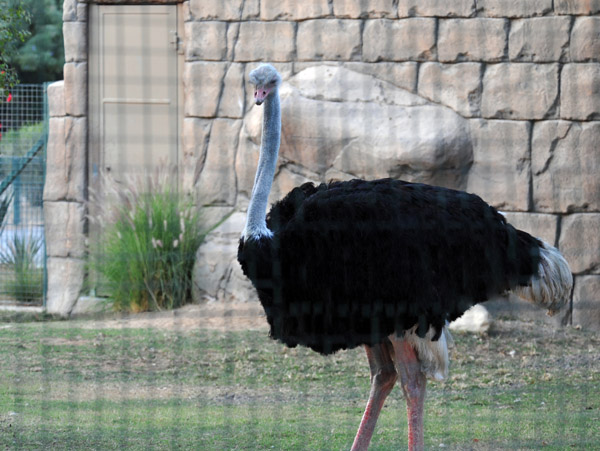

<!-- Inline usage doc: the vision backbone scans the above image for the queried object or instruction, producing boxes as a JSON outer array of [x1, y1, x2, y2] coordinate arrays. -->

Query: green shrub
[[90, 174, 208, 312], [0, 232, 43, 302]]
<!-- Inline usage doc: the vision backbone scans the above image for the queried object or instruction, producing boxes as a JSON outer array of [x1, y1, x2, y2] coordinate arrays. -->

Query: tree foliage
[[0, 0, 31, 97], [11, 0, 64, 84]]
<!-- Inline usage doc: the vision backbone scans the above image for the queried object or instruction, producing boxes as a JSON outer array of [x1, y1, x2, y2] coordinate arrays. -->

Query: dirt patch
[[70, 302, 269, 332], [40, 337, 92, 346]]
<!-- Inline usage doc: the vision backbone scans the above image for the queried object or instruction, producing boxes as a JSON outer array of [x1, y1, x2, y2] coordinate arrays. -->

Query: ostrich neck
[[243, 89, 281, 240]]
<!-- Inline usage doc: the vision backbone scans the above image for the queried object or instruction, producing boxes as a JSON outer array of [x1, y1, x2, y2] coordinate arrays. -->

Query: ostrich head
[[249, 64, 281, 105]]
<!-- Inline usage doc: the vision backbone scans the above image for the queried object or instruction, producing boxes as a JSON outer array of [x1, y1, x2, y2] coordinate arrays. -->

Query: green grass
[[0, 318, 598, 449], [0, 122, 44, 157]]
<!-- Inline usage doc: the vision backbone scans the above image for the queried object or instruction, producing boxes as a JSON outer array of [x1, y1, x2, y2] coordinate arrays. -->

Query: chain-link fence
[[0, 83, 47, 305]]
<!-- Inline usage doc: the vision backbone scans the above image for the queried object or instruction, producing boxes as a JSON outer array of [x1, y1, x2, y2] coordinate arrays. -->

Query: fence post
[[12, 156, 21, 225]]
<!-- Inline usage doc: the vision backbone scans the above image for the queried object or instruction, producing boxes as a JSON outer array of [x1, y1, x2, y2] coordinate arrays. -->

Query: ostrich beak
[[254, 85, 272, 105]]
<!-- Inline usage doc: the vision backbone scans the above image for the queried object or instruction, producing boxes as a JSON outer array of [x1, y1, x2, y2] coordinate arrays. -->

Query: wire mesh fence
[[1, 2, 599, 450], [0, 83, 46, 306]]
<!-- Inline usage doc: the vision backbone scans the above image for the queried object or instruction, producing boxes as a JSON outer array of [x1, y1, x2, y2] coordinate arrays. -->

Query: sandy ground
[[70, 301, 270, 332]]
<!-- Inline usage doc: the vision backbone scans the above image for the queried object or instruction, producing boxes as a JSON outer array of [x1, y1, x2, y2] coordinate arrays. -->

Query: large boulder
[[194, 65, 473, 303], [236, 65, 473, 198]]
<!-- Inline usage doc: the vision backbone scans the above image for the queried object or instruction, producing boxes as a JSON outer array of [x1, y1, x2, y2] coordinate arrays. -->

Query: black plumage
[[238, 178, 542, 355]]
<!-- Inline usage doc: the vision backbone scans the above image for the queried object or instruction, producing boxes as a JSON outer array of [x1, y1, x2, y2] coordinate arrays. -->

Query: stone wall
[[46, 0, 600, 328]]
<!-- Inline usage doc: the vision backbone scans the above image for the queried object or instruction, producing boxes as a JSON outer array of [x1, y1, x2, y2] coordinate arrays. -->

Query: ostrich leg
[[392, 339, 426, 451], [351, 340, 397, 451]]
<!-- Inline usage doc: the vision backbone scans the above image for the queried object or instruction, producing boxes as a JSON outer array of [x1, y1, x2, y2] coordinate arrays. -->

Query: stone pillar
[[43, 0, 89, 316]]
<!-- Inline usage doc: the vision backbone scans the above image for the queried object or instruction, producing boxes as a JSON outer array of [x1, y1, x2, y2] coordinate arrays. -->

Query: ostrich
[[237, 64, 573, 450]]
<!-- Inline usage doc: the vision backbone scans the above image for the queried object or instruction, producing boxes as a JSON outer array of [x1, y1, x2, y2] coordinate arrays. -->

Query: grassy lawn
[[0, 312, 598, 450]]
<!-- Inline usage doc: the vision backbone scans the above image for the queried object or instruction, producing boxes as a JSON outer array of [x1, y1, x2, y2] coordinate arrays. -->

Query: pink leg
[[351, 340, 397, 451], [392, 339, 426, 451]]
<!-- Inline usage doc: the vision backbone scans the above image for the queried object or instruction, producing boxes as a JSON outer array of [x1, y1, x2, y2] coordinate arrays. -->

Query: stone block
[[363, 19, 436, 61], [533, 121, 600, 212], [184, 21, 227, 61], [181, 118, 211, 192], [218, 63, 246, 119], [182, 0, 191, 22], [466, 119, 531, 211], [233, 22, 295, 62], [477, 0, 553, 17], [561, 64, 600, 120], [44, 118, 67, 201], [438, 18, 506, 62], [77, 2, 87, 21], [189, 0, 243, 20], [44, 201, 85, 258], [297, 20, 362, 61], [63, 0, 77, 21], [47, 81, 65, 118], [559, 214, 600, 274], [571, 17, 600, 62], [196, 119, 242, 206], [418, 62, 482, 117], [260, 0, 330, 20], [45, 257, 85, 316], [226, 23, 240, 61], [241, 0, 260, 20], [509, 17, 571, 62], [501, 212, 558, 246], [64, 62, 87, 117], [481, 63, 558, 119], [397, 0, 475, 17], [235, 110, 263, 197], [183, 62, 227, 118], [572, 275, 600, 330], [554, 0, 600, 15], [343, 62, 418, 92], [44, 117, 87, 202], [333, 0, 396, 18], [63, 21, 87, 63], [64, 117, 87, 201]]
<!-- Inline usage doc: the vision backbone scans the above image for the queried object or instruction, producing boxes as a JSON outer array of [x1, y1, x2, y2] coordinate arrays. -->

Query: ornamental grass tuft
[[0, 232, 44, 302], [89, 169, 208, 312]]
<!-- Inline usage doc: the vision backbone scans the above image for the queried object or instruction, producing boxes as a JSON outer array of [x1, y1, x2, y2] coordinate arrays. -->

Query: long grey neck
[[243, 89, 280, 240]]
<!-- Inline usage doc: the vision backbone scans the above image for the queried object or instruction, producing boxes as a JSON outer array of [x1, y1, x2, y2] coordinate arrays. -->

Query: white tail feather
[[514, 240, 573, 315], [393, 325, 453, 382]]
